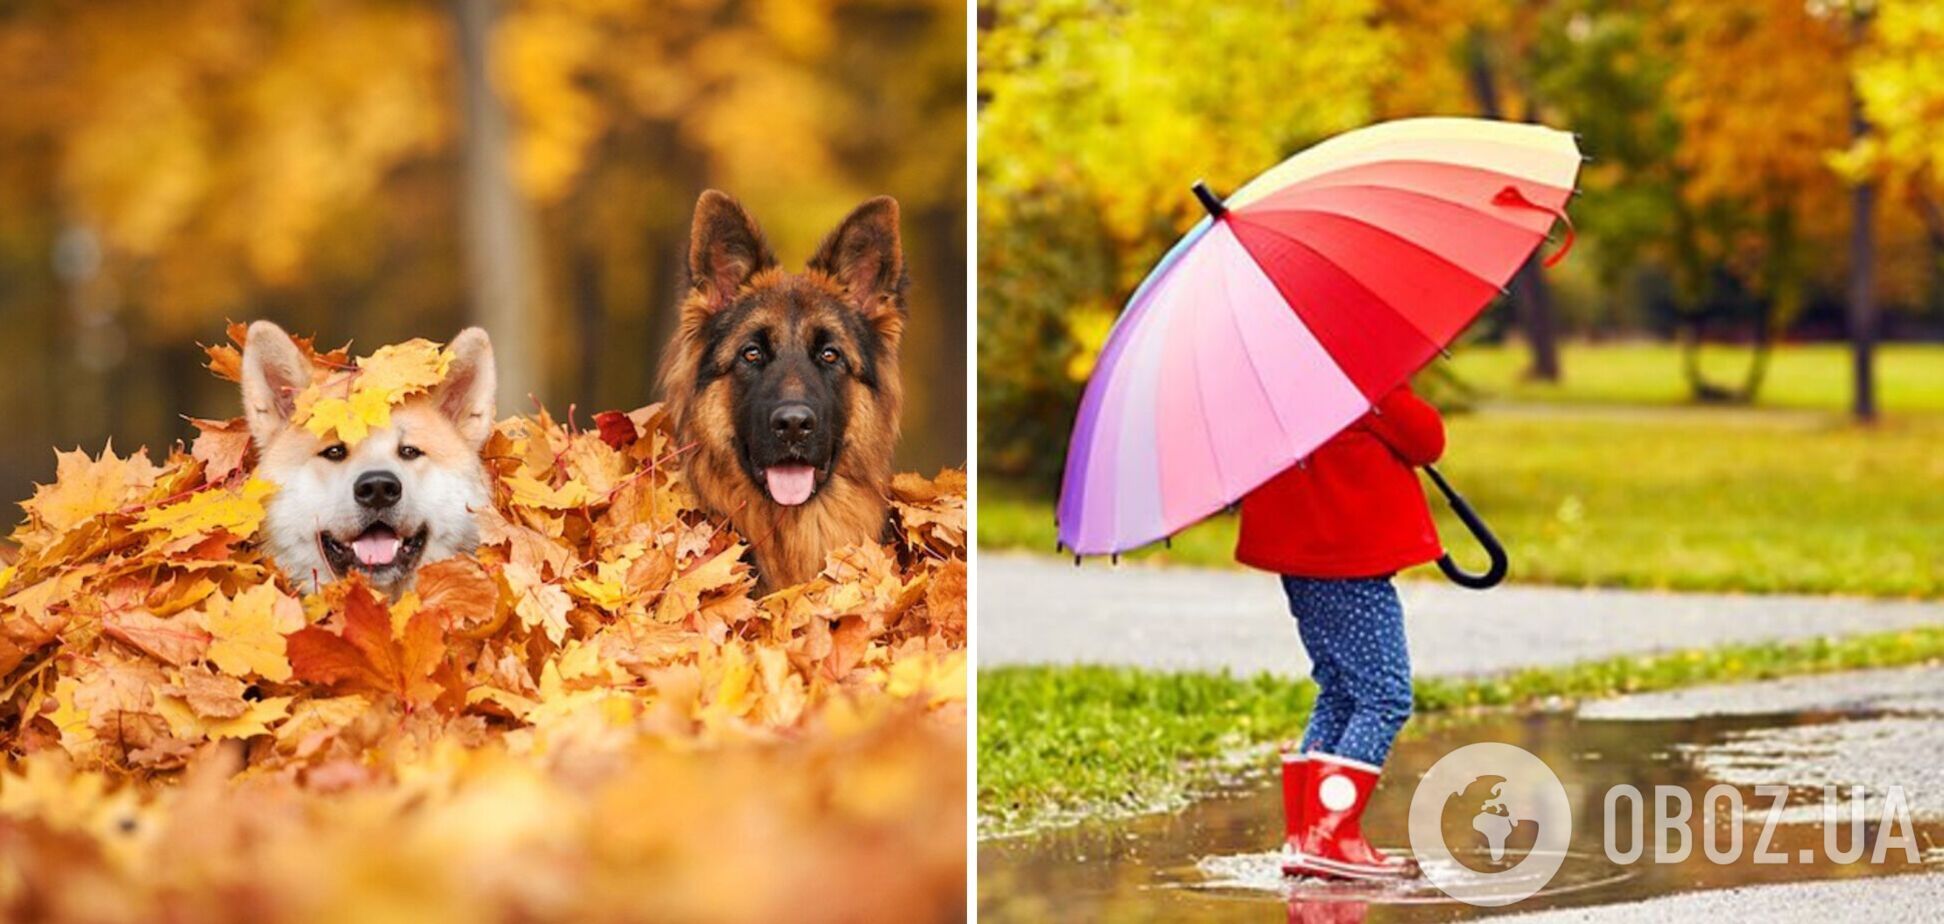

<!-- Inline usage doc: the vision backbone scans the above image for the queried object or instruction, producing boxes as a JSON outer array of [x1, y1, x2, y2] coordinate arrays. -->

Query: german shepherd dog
[[660, 190, 907, 590], [241, 321, 498, 596]]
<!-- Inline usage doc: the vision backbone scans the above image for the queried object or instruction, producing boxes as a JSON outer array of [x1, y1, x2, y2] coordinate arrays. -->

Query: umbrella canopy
[[1057, 117, 1581, 556]]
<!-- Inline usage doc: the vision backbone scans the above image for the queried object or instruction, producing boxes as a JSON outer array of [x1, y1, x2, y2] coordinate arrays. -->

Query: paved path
[[979, 553, 1944, 678], [1509, 871, 1944, 922]]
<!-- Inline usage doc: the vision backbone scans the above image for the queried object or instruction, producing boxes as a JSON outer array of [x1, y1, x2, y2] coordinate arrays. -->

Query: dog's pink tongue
[[352, 527, 401, 567], [764, 464, 817, 506]]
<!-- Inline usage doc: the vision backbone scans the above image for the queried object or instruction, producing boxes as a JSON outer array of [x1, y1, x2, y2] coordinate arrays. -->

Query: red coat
[[1235, 386, 1445, 579]]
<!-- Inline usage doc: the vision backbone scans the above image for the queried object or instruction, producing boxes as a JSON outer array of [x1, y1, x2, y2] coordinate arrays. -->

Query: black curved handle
[[1423, 464, 1508, 590]]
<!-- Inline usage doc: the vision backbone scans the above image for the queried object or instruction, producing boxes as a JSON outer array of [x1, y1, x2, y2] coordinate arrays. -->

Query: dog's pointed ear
[[808, 196, 906, 319], [436, 327, 497, 449], [687, 190, 775, 310], [241, 321, 311, 449]]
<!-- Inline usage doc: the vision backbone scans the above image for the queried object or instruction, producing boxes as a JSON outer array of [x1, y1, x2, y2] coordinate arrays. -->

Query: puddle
[[1189, 848, 1635, 907], [979, 700, 1944, 921]]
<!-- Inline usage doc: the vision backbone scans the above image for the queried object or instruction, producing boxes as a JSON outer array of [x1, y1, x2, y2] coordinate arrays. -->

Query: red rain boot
[[1280, 747, 1310, 852], [1281, 752, 1419, 881]]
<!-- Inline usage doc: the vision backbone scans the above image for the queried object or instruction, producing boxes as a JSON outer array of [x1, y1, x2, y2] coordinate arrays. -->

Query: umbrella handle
[[1423, 464, 1508, 590]]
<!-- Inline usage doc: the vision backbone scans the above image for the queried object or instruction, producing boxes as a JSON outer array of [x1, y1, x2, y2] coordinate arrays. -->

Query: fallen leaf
[[201, 584, 303, 682]]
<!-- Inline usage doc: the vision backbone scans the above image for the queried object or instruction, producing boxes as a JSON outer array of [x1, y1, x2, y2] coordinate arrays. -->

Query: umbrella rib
[[1210, 229, 1299, 455], [1239, 200, 1529, 295], [1283, 159, 1574, 199], [1181, 252, 1234, 502], [1062, 220, 1212, 551], [1228, 217, 1451, 366], [1231, 132, 1580, 206], [1264, 180, 1562, 240]]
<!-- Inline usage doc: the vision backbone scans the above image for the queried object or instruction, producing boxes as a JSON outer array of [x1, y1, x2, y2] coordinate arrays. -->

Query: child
[[1235, 384, 1445, 881]]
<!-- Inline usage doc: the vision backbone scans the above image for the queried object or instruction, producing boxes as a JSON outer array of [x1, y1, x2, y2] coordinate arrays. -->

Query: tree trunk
[[1466, 30, 1560, 381], [450, 0, 542, 412], [1847, 131, 1878, 424], [1913, 186, 1944, 321]]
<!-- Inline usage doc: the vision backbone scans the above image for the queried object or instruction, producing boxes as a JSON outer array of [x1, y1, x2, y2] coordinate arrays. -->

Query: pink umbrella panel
[[1056, 118, 1581, 557]]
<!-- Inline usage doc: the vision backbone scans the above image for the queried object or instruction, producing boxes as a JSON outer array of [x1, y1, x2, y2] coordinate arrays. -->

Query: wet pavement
[[979, 667, 1944, 921]]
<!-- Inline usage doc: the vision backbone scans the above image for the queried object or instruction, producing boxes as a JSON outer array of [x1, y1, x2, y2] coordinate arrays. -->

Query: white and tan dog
[[240, 321, 496, 595]]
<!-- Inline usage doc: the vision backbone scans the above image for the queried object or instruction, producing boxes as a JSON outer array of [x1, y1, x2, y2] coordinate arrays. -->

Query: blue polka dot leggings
[[1281, 575, 1413, 766]]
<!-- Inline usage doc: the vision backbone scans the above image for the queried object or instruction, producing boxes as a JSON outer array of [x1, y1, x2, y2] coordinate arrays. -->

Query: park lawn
[[981, 406, 1944, 598], [977, 627, 1944, 835], [1441, 341, 1944, 412]]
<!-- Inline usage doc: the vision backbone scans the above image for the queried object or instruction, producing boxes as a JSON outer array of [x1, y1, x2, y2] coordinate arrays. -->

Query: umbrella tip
[[1192, 180, 1228, 218]]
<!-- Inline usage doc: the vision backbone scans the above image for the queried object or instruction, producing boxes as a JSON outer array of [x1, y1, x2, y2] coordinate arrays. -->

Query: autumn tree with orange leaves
[[0, 0, 966, 507]]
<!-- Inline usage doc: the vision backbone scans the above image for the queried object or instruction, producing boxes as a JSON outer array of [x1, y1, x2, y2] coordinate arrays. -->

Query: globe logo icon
[[1408, 743, 1572, 906], [1437, 773, 1547, 871]]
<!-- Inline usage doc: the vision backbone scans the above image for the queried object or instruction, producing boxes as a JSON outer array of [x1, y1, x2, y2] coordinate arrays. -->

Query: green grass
[[977, 626, 1944, 834], [1441, 341, 1944, 412], [983, 407, 1944, 597]]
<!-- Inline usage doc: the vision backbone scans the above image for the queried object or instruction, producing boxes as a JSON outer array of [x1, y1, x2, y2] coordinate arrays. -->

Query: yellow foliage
[[293, 338, 453, 445], [0, 333, 967, 921]]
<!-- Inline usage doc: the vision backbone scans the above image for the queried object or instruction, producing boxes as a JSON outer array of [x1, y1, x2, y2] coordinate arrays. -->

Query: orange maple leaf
[[286, 580, 445, 707], [185, 417, 253, 485]]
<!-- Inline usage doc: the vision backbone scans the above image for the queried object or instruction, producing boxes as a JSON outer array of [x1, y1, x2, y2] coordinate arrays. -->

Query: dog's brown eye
[[819, 347, 842, 366], [398, 445, 423, 461], [319, 444, 347, 462], [741, 345, 764, 364]]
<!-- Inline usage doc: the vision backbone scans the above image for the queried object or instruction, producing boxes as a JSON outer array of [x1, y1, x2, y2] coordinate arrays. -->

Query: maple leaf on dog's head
[[203, 320, 349, 384], [285, 337, 453, 446], [352, 339, 450, 401], [296, 388, 392, 445], [287, 579, 445, 707]]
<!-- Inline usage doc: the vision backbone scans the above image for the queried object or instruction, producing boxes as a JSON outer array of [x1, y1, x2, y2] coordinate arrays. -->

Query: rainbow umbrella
[[1056, 117, 1581, 561]]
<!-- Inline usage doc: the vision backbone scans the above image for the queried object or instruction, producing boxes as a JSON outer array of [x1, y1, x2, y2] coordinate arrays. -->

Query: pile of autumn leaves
[[0, 327, 967, 924]]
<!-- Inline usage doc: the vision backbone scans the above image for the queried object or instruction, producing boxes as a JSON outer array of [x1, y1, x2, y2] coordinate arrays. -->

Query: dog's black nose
[[354, 470, 403, 509], [770, 403, 817, 442]]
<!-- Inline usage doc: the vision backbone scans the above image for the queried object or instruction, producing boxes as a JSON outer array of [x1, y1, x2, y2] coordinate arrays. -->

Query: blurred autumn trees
[[0, 0, 966, 507], [979, 0, 1944, 485]]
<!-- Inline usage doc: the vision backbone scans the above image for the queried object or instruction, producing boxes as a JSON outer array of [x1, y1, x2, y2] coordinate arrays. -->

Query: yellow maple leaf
[[505, 561, 573, 645], [299, 388, 394, 445], [201, 584, 303, 682], [133, 477, 276, 542], [880, 650, 966, 708], [503, 472, 594, 510], [568, 543, 643, 612], [22, 444, 160, 537], [273, 695, 369, 758], [356, 338, 451, 400], [290, 338, 450, 445], [45, 676, 97, 757], [652, 543, 750, 623], [155, 694, 293, 740]]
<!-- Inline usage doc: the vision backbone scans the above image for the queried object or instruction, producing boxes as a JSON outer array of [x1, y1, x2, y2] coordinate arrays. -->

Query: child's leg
[[1282, 576, 1352, 753], [1324, 578, 1413, 765]]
